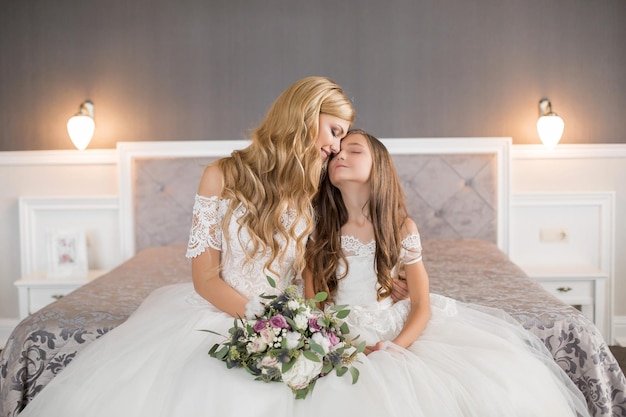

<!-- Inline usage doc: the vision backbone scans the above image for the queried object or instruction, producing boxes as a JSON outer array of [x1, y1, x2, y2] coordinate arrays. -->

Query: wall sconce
[[536, 98, 564, 149], [67, 100, 95, 150]]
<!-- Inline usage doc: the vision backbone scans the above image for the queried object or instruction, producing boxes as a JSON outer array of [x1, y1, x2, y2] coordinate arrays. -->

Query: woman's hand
[[391, 276, 409, 302]]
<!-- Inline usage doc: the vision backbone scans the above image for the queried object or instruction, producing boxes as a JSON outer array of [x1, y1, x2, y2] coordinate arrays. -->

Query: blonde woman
[[18, 77, 355, 417]]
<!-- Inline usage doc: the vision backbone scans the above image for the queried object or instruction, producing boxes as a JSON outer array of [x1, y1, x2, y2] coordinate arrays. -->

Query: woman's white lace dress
[[18, 195, 591, 417]]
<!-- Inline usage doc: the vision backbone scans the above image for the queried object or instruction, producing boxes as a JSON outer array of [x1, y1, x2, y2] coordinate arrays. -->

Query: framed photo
[[46, 229, 88, 278]]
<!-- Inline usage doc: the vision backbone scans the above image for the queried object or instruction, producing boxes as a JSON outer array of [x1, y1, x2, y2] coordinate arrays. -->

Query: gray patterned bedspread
[[1, 240, 625, 417]]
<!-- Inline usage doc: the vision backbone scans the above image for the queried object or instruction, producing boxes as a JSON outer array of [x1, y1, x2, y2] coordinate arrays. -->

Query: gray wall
[[1, 0, 624, 151]]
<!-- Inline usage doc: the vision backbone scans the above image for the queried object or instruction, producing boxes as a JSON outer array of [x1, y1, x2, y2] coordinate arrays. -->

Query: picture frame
[[46, 229, 88, 278]]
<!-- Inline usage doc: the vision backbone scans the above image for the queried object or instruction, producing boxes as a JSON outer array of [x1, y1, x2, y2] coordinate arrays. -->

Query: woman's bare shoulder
[[197, 164, 224, 197]]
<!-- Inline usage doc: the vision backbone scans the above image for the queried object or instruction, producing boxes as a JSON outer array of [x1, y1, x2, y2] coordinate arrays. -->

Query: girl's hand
[[364, 341, 386, 355]]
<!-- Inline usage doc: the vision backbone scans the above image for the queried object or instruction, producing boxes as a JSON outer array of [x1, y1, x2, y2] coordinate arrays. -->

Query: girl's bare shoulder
[[401, 217, 419, 237]]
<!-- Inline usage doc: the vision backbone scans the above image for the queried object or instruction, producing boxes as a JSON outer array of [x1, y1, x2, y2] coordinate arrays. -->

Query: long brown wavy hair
[[217, 77, 354, 277], [306, 129, 409, 304]]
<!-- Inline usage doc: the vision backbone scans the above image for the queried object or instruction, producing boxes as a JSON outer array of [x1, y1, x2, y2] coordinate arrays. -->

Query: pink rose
[[253, 320, 267, 333], [327, 331, 340, 346], [308, 317, 321, 332], [269, 314, 288, 329]]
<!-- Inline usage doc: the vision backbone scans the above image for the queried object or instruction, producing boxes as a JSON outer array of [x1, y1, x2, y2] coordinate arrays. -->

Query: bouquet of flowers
[[207, 277, 364, 399]]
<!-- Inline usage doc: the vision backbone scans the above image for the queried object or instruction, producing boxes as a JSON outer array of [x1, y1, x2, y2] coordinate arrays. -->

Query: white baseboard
[[0, 318, 19, 348], [613, 316, 626, 346]]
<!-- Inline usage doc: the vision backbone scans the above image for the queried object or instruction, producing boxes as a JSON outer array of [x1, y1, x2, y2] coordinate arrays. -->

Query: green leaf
[[295, 387, 309, 400], [266, 276, 276, 288], [340, 322, 350, 334], [349, 366, 360, 384], [303, 350, 321, 363], [215, 346, 229, 360], [309, 341, 325, 356], [356, 341, 366, 353], [285, 316, 298, 330], [198, 329, 224, 336], [282, 358, 296, 373], [321, 361, 333, 374], [208, 343, 219, 356], [336, 366, 348, 377], [335, 309, 350, 319], [314, 291, 328, 302]]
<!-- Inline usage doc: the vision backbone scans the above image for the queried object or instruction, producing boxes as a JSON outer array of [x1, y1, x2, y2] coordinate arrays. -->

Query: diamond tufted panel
[[392, 154, 496, 243], [133, 153, 497, 252], [134, 157, 218, 252]]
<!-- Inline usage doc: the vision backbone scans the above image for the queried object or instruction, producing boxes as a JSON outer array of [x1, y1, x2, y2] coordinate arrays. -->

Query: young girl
[[304, 129, 591, 417]]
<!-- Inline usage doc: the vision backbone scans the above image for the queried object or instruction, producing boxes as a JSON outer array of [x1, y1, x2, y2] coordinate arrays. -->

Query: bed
[[1, 138, 624, 417]]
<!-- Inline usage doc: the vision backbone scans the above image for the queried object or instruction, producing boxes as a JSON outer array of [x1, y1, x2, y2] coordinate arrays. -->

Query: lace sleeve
[[186, 194, 225, 258], [401, 233, 422, 265]]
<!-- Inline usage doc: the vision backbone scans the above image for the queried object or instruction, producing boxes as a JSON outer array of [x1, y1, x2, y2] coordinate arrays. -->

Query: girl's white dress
[[18, 195, 591, 417]]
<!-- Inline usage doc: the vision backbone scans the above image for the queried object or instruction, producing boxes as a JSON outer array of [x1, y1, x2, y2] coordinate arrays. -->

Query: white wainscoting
[[0, 149, 118, 329], [19, 196, 122, 275], [613, 316, 626, 346]]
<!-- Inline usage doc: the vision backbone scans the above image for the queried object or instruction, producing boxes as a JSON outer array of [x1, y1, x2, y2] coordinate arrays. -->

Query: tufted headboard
[[118, 138, 511, 261]]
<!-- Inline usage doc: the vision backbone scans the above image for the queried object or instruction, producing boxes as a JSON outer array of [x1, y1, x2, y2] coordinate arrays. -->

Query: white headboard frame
[[117, 137, 511, 261]]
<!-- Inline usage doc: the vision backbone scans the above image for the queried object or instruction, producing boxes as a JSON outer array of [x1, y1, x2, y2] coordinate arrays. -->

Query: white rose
[[293, 313, 308, 330], [311, 332, 331, 355], [247, 336, 268, 353], [282, 354, 323, 391], [259, 327, 275, 344], [260, 355, 280, 369], [285, 331, 302, 349], [287, 300, 300, 310]]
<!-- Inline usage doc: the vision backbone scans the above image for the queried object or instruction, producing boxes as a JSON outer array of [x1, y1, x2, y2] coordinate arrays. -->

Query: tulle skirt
[[18, 283, 590, 417]]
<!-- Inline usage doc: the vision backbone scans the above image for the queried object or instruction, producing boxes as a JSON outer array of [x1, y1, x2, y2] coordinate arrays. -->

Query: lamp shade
[[536, 114, 564, 149], [67, 100, 95, 150], [67, 114, 95, 150]]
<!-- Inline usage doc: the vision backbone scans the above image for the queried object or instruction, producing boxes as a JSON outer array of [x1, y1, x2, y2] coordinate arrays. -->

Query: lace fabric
[[186, 195, 227, 258], [340, 235, 376, 257], [401, 233, 422, 265], [335, 233, 422, 307], [340, 233, 422, 264], [185, 194, 306, 299]]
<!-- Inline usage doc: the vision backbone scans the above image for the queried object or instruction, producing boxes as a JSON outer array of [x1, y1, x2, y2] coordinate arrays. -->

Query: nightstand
[[510, 192, 615, 342], [520, 265, 607, 336], [14, 270, 108, 319]]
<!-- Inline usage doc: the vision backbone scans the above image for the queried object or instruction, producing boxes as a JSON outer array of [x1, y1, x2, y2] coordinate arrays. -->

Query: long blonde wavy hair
[[217, 76, 355, 276]]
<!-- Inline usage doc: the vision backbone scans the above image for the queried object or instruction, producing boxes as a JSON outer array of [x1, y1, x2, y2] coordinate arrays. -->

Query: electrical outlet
[[539, 228, 569, 243]]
